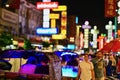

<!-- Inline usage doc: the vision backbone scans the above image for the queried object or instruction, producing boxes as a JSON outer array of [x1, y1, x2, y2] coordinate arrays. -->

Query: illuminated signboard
[[105, 21, 114, 41], [50, 13, 59, 19], [82, 21, 91, 48], [52, 5, 67, 11], [52, 34, 66, 39], [36, 2, 58, 9], [91, 26, 99, 48], [67, 44, 76, 50], [36, 28, 58, 35], [61, 52, 77, 56]]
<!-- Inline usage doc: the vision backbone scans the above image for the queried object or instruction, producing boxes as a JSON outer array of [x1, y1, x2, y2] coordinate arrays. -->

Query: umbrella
[[100, 38, 120, 53]]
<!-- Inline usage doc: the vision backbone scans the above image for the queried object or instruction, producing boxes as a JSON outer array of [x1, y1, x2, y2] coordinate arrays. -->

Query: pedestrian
[[67, 55, 78, 66], [34, 55, 49, 75], [109, 54, 116, 76], [106, 56, 112, 76], [77, 54, 95, 80], [117, 56, 120, 79], [61, 56, 67, 66], [91, 51, 106, 80]]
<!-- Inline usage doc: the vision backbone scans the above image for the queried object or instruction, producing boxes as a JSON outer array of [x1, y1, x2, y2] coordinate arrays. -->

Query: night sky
[[52, 0, 115, 34]]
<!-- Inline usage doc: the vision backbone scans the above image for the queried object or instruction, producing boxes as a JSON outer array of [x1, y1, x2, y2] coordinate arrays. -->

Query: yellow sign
[[52, 5, 67, 11], [49, 13, 59, 19], [52, 34, 66, 39]]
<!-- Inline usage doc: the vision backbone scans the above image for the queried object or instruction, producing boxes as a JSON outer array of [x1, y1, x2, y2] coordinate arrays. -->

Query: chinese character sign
[[105, 0, 116, 17], [105, 21, 115, 41], [91, 26, 99, 48], [82, 21, 91, 48]]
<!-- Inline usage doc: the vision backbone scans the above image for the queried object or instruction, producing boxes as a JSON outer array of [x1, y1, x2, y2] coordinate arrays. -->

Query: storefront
[[0, 8, 18, 35]]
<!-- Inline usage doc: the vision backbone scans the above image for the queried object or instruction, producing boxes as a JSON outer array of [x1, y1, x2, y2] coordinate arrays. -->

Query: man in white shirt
[[77, 54, 95, 80]]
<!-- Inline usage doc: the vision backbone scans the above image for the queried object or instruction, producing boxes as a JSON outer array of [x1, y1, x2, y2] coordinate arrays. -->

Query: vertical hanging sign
[[105, 0, 116, 17]]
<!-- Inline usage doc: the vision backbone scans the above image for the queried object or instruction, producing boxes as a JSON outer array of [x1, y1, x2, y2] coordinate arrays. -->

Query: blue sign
[[36, 28, 58, 35], [67, 44, 76, 50]]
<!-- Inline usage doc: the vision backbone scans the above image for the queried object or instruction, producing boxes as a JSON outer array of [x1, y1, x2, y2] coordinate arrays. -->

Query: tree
[[23, 39, 33, 50], [0, 32, 13, 48], [42, 41, 50, 48]]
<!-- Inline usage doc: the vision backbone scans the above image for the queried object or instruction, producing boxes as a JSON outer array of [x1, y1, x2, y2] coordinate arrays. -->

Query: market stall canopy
[[100, 38, 120, 53], [0, 49, 43, 59]]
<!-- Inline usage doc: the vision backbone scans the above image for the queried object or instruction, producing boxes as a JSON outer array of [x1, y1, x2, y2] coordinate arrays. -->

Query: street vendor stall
[[0, 50, 62, 80], [54, 51, 79, 80]]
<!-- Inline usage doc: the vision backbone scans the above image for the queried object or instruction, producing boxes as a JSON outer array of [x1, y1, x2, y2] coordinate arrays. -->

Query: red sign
[[36, 2, 58, 9], [105, 0, 116, 17]]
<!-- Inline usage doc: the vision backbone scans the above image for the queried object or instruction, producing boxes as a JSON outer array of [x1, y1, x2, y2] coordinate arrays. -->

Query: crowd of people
[[19, 56, 49, 75], [77, 51, 119, 80], [61, 51, 118, 80]]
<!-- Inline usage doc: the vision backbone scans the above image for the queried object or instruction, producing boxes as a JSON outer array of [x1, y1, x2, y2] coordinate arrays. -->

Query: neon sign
[[82, 21, 91, 48], [36, 2, 58, 9], [105, 21, 115, 41], [91, 26, 99, 48], [36, 28, 58, 35]]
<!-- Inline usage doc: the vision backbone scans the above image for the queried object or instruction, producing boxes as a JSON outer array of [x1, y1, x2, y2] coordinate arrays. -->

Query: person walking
[[91, 51, 106, 80], [35, 56, 49, 75], [77, 54, 95, 80], [117, 56, 120, 79], [109, 54, 116, 76], [106, 56, 112, 76]]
